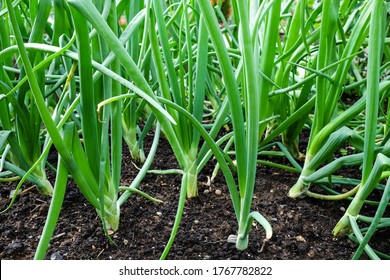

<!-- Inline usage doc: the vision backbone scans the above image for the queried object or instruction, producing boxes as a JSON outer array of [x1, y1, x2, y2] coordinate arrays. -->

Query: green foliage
[[1, 0, 389, 260]]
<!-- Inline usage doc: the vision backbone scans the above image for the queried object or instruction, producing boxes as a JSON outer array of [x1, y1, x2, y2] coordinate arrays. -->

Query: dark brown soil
[[0, 135, 379, 260]]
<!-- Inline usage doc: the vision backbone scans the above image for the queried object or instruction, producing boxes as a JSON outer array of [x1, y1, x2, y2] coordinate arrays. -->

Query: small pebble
[[203, 189, 210, 194], [50, 252, 63, 260], [194, 220, 199, 224], [215, 189, 222, 196], [9, 189, 19, 198], [296, 235, 307, 243], [123, 239, 129, 245], [340, 207, 346, 212], [307, 249, 316, 258], [156, 211, 162, 217], [39, 204, 49, 214]]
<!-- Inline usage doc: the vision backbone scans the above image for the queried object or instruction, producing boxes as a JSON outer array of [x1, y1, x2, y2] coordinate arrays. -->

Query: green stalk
[[185, 14, 210, 198], [152, 0, 187, 141], [34, 131, 69, 260], [349, 217, 380, 259], [69, 5, 100, 178], [257, 0, 282, 140], [333, 0, 386, 237], [311, 0, 339, 139], [352, 177, 390, 259], [159, 168, 188, 260], [271, 0, 306, 158], [235, 0, 261, 251], [185, 17, 209, 198], [360, 0, 384, 185], [121, 1, 145, 162], [104, 0, 122, 230], [197, 0, 246, 197]]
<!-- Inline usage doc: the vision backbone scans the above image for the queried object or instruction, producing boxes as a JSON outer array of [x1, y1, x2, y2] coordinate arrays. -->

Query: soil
[[0, 132, 387, 260]]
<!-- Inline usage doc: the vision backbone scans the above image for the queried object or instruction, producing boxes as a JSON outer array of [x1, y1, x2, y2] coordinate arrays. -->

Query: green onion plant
[[2, 0, 167, 259], [2, 0, 390, 261], [286, 1, 388, 199], [0, 0, 54, 196], [283, 0, 390, 259], [332, 0, 390, 259], [197, 0, 279, 251], [61, 0, 232, 259]]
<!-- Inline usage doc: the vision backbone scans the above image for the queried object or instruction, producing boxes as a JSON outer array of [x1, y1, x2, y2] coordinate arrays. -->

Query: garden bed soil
[[0, 135, 385, 260]]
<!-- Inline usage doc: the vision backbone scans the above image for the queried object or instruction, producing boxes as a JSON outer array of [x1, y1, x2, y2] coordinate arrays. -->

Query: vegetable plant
[[1, 0, 390, 261]]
